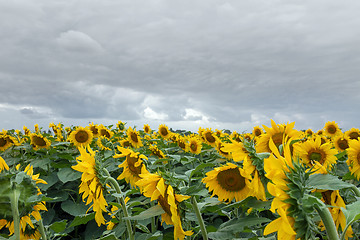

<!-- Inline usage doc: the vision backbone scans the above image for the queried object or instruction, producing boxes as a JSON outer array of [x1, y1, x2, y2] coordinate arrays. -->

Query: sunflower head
[[346, 140, 360, 180], [143, 124, 151, 134], [117, 121, 126, 132], [30, 133, 51, 150], [98, 125, 113, 139], [324, 121, 342, 138], [202, 128, 218, 146], [0, 134, 13, 151], [333, 135, 350, 152], [187, 136, 202, 155], [89, 123, 100, 138], [177, 136, 188, 151], [158, 124, 171, 140], [345, 128, 360, 140], [68, 126, 93, 148], [126, 127, 143, 148]]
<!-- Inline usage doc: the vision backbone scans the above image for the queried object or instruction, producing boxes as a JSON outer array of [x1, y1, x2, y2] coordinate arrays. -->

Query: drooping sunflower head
[[177, 136, 188, 151], [187, 136, 202, 155], [202, 128, 218, 147], [119, 139, 132, 148], [202, 162, 251, 203], [143, 124, 151, 134], [149, 144, 166, 159], [0, 134, 13, 151], [333, 134, 350, 152], [30, 133, 51, 150], [68, 126, 93, 148], [324, 121, 342, 138], [158, 124, 171, 140], [345, 128, 360, 140], [126, 127, 143, 148], [114, 146, 149, 187]]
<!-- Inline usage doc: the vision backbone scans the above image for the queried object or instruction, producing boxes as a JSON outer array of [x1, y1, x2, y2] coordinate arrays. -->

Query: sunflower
[[149, 144, 166, 159], [23, 126, 31, 136], [98, 125, 113, 139], [202, 128, 218, 147], [187, 136, 202, 155], [136, 173, 193, 240], [177, 136, 188, 152], [0, 134, 13, 151], [293, 136, 337, 173], [116, 121, 126, 132], [324, 121, 342, 138], [89, 122, 100, 138], [230, 131, 242, 142], [215, 140, 232, 159], [202, 162, 252, 202], [30, 133, 51, 150], [71, 146, 108, 226], [114, 146, 149, 187], [126, 127, 143, 148], [345, 128, 360, 140], [221, 140, 250, 162], [68, 126, 93, 148], [34, 124, 40, 133], [305, 129, 314, 136], [320, 190, 353, 239], [346, 140, 360, 180], [0, 164, 47, 239], [120, 139, 132, 148], [252, 126, 264, 137], [333, 134, 350, 152], [158, 124, 172, 140], [263, 206, 297, 240], [97, 136, 111, 151], [143, 124, 151, 134], [256, 120, 301, 153]]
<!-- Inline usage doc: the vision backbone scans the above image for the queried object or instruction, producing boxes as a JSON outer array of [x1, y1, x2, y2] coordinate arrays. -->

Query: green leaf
[[123, 204, 165, 220], [342, 200, 360, 226], [69, 212, 96, 227], [57, 167, 81, 183], [49, 220, 67, 233], [61, 200, 88, 216], [308, 174, 353, 190], [97, 233, 119, 240]]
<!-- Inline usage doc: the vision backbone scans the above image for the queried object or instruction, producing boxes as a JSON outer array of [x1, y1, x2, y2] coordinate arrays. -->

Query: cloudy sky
[[1, 0, 359, 133]]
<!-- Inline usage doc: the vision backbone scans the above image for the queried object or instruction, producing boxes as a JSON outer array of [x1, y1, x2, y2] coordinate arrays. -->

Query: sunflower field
[[1, 120, 360, 240]]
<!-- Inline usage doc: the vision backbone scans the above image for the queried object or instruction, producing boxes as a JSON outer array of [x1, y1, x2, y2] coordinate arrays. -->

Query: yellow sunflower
[[345, 128, 360, 140], [187, 136, 202, 155], [126, 127, 143, 148], [215, 140, 232, 160], [256, 120, 301, 153], [98, 125, 113, 139], [89, 122, 100, 138], [158, 124, 172, 140], [263, 206, 296, 240], [346, 140, 360, 180], [0, 156, 9, 172], [68, 126, 93, 148], [202, 128, 218, 147], [230, 131, 242, 142], [136, 173, 193, 240], [305, 128, 314, 136], [116, 121, 126, 132], [202, 162, 252, 202], [0, 134, 13, 151], [324, 121, 342, 138], [320, 190, 353, 239], [149, 144, 166, 159], [293, 136, 337, 173], [252, 126, 263, 137], [143, 124, 151, 134], [119, 139, 132, 148], [30, 133, 51, 150], [333, 134, 350, 152], [23, 126, 31, 136], [113, 146, 149, 187], [177, 136, 188, 152], [71, 146, 108, 226], [221, 140, 250, 162], [97, 136, 111, 151]]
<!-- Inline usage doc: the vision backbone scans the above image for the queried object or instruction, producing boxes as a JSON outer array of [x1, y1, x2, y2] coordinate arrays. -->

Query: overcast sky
[[1, 0, 359, 133]]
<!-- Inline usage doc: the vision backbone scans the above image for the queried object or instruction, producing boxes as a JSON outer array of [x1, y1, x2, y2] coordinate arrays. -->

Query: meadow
[[1, 120, 360, 240]]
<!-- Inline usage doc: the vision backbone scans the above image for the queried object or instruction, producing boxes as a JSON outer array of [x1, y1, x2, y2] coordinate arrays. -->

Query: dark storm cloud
[[0, 0, 360, 131]]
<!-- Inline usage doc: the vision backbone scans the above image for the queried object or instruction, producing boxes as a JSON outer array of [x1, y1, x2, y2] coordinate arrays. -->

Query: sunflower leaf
[[50, 220, 67, 233], [342, 200, 360, 227], [307, 174, 353, 190], [69, 212, 96, 227], [123, 204, 165, 220]]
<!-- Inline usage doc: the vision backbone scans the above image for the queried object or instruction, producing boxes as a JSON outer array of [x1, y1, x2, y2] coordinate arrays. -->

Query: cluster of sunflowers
[[1, 120, 360, 239]]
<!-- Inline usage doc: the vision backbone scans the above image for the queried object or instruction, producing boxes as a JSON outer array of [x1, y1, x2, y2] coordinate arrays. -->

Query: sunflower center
[[90, 126, 98, 135], [205, 132, 216, 143], [271, 133, 283, 148], [254, 129, 262, 136], [0, 137, 7, 147], [100, 129, 110, 138], [160, 127, 168, 136], [178, 140, 186, 150], [327, 125, 337, 134], [130, 132, 139, 143], [122, 140, 131, 147], [349, 132, 360, 140], [217, 168, 246, 192], [337, 138, 349, 150], [144, 126, 149, 133], [158, 194, 172, 216], [75, 130, 89, 143], [33, 136, 46, 147], [127, 156, 142, 175], [190, 143, 197, 152], [309, 150, 325, 164]]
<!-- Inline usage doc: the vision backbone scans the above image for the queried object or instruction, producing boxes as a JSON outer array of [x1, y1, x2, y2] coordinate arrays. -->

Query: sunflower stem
[[10, 188, 20, 240], [104, 173, 134, 240], [150, 201, 156, 233], [314, 200, 340, 240], [191, 196, 208, 240], [38, 219, 47, 240]]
